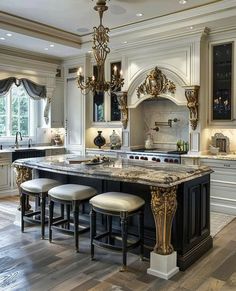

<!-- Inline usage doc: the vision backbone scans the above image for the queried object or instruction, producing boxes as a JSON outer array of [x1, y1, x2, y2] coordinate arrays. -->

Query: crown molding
[[0, 44, 62, 64], [0, 11, 81, 49]]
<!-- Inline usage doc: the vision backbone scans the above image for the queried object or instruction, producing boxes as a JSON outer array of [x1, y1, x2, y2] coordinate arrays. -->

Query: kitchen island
[[13, 154, 213, 278]]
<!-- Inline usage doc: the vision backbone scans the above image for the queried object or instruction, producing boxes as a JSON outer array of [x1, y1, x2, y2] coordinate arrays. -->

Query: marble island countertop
[[13, 154, 213, 188]]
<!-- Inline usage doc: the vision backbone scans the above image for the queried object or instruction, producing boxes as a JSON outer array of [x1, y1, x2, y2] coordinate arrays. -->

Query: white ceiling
[[0, 0, 227, 58]]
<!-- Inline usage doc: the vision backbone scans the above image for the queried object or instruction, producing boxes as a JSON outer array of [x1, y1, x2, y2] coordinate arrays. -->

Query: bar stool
[[48, 184, 97, 252], [89, 192, 145, 271], [20, 178, 61, 239]]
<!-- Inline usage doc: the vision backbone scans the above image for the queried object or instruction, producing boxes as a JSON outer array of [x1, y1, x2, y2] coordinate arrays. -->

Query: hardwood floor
[[0, 196, 236, 291]]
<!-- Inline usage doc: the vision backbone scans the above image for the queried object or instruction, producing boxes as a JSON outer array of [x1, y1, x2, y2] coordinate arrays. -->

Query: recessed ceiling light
[[49, 44, 54, 47], [123, 41, 128, 44], [0, 37, 5, 40], [44, 48, 49, 51], [189, 26, 194, 30], [88, 50, 92, 53], [179, 0, 187, 4], [136, 13, 143, 17], [6, 33, 12, 37]]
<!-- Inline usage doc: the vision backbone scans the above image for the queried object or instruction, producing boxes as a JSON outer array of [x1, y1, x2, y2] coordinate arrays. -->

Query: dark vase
[[94, 131, 106, 149]]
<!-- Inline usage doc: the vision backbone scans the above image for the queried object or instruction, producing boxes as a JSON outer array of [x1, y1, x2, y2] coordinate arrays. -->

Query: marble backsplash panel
[[141, 98, 189, 148]]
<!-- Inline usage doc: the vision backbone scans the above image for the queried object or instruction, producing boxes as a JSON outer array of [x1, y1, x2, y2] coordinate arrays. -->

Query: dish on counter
[[84, 160, 104, 165]]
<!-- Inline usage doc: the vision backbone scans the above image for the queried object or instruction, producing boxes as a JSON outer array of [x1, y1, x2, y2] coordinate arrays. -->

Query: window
[[0, 83, 33, 137]]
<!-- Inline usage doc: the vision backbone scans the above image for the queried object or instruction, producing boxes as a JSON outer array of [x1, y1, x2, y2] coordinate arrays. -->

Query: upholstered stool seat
[[48, 184, 97, 252], [20, 178, 61, 239], [90, 192, 145, 271]]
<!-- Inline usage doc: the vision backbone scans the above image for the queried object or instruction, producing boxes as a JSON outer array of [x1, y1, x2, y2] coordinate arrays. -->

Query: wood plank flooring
[[0, 196, 236, 291]]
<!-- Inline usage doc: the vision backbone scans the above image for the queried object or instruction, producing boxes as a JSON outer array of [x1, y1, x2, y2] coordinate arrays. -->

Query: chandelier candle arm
[[77, 0, 124, 94]]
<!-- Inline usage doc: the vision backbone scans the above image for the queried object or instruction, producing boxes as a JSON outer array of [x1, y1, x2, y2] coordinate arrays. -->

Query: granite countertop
[[182, 153, 236, 161], [13, 154, 212, 188]]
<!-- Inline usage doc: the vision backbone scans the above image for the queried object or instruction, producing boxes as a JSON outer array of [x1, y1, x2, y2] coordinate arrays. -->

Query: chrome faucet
[[28, 138, 33, 148], [15, 131, 22, 148]]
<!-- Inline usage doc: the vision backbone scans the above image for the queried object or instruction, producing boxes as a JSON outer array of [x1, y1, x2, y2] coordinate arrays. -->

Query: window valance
[[0, 77, 47, 99], [0, 77, 50, 123]]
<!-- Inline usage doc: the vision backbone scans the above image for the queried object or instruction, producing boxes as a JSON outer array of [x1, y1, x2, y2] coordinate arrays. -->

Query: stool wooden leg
[[60, 204, 64, 219], [20, 192, 25, 233], [120, 212, 128, 272], [66, 204, 70, 230], [139, 209, 144, 260], [49, 200, 54, 243], [41, 195, 46, 239], [90, 208, 96, 260], [73, 202, 79, 252], [107, 215, 112, 244]]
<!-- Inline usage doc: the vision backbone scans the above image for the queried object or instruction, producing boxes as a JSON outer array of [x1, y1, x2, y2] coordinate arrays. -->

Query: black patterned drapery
[[0, 77, 46, 99]]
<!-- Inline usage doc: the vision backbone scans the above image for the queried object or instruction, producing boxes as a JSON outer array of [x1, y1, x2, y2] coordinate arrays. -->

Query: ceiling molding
[[0, 45, 62, 64], [0, 11, 81, 49]]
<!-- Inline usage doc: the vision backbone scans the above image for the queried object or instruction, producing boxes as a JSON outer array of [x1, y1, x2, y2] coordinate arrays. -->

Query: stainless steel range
[[127, 149, 186, 164]]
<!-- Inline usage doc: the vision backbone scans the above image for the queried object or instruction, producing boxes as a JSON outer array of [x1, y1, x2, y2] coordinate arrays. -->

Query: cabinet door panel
[[0, 165, 10, 190]]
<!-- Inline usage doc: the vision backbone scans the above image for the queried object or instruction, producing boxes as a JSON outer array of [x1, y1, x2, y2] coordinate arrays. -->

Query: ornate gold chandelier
[[77, 0, 124, 94]]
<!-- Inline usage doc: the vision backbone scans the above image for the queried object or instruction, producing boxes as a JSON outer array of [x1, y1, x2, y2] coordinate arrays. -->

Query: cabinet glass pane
[[93, 65, 105, 122], [110, 61, 121, 121], [93, 92, 105, 122], [212, 43, 232, 120]]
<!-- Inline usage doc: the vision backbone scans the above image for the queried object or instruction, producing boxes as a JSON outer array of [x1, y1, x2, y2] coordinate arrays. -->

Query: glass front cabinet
[[210, 41, 235, 124], [92, 61, 122, 125]]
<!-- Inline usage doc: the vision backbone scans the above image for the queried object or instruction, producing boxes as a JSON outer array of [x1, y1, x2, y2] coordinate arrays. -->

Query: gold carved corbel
[[137, 67, 176, 98], [150, 185, 178, 255], [115, 91, 128, 129], [184, 85, 200, 131], [14, 165, 32, 211]]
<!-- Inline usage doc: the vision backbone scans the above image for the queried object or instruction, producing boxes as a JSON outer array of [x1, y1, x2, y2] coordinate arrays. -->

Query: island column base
[[147, 251, 179, 280]]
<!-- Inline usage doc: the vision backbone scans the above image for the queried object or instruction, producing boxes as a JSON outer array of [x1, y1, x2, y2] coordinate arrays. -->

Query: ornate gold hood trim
[[137, 67, 176, 98]]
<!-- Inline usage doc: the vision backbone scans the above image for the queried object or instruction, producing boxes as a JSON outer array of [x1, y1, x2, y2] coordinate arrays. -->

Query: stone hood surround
[[13, 154, 212, 188], [127, 66, 188, 109]]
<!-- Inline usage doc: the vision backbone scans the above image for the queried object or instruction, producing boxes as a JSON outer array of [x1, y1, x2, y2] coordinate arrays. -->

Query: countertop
[[13, 154, 212, 188], [182, 153, 236, 161]]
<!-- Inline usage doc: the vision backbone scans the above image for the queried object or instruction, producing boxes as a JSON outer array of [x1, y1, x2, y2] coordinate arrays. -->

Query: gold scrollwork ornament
[[150, 185, 178, 255], [137, 67, 176, 98]]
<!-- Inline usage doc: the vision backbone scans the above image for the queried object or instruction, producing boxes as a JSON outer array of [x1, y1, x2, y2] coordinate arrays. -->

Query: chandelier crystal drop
[[77, 0, 124, 94]]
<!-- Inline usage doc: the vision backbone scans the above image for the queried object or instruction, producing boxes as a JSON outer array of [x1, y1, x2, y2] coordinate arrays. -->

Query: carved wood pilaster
[[150, 185, 178, 255], [116, 91, 128, 129], [184, 85, 200, 131]]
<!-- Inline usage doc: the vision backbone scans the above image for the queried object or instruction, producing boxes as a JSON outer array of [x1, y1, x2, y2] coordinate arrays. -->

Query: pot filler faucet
[[152, 118, 179, 132], [15, 131, 22, 148]]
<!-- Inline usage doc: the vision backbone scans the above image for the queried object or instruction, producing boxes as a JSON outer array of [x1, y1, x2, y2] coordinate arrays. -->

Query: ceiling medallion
[[137, 67, 176, 98]]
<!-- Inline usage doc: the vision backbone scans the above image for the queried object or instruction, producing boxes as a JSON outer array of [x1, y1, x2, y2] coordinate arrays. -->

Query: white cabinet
[[200, 158, 236, 215], [65, 77, 85, 155], [0, 153, 11, 194], [51, 77, 64, 128]]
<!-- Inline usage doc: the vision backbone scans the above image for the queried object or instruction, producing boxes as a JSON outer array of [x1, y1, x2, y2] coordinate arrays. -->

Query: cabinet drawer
[[0, 153, 11, 164], [201, 158, 236, 169], [211, 168, 236, 184]]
